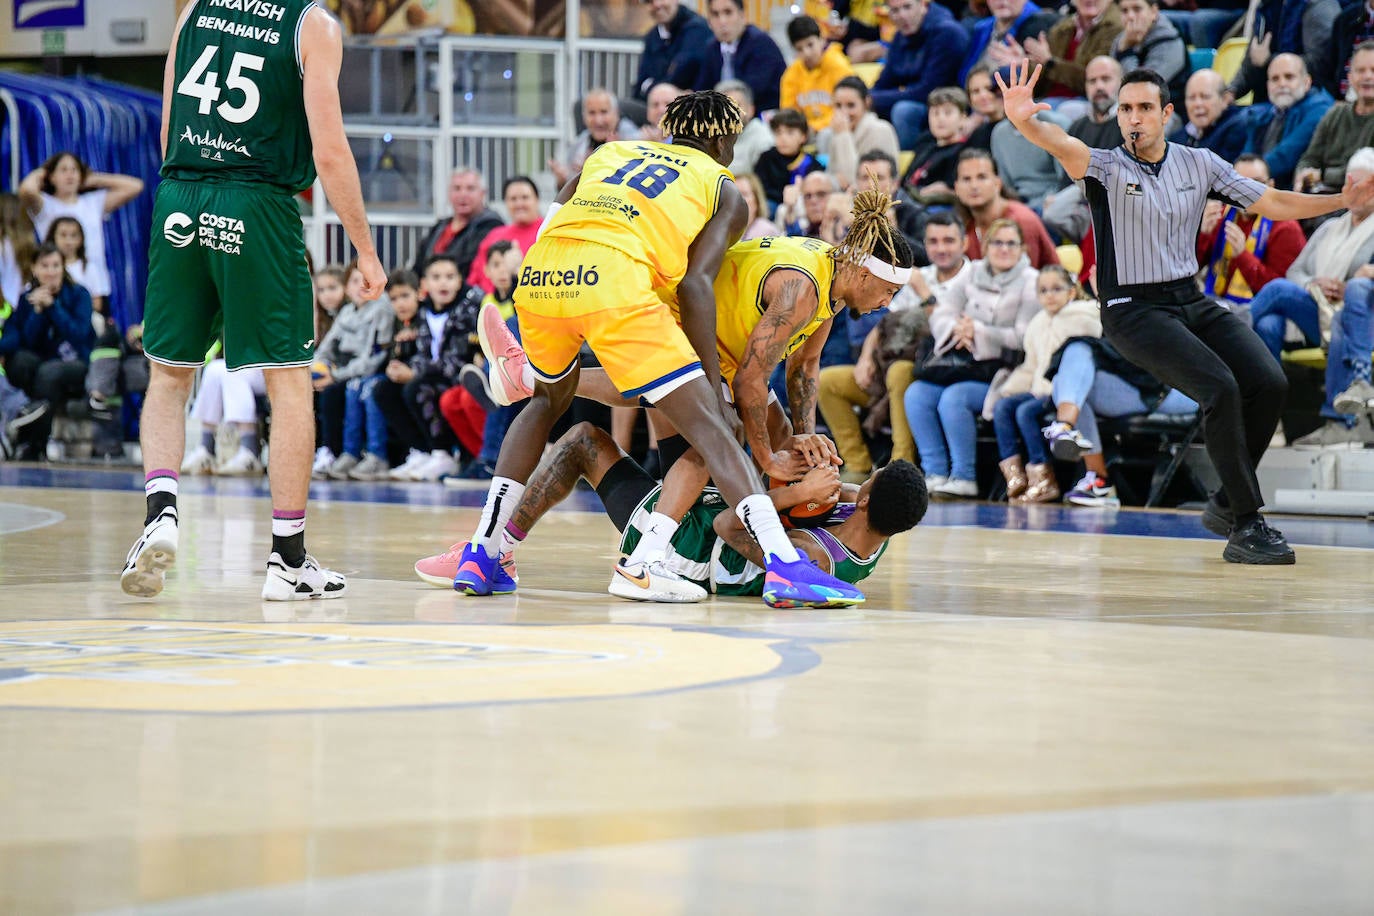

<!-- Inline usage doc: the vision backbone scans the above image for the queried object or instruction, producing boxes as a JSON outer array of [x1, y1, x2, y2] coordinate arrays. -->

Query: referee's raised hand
[[995, 60, 1052, 128], [1341, 171, 1374, 211]]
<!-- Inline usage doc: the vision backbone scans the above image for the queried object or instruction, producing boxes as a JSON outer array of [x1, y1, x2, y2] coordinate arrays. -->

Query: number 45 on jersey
[[178, 45, 264, 124]]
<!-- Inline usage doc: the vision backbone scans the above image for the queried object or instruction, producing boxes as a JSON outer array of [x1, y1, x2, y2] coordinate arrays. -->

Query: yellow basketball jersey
[[540, 140, 733, 290], [711, 236, 838, 390]]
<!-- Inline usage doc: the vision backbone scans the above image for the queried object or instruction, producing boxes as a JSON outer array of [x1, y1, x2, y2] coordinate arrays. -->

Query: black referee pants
[[1101, 282, 1287, 518]]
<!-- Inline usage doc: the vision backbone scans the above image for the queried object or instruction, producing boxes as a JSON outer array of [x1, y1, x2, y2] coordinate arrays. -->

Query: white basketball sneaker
[[120, 508, 179, 597], [261, 552, 348, 601], [608, 557, 707, 603]]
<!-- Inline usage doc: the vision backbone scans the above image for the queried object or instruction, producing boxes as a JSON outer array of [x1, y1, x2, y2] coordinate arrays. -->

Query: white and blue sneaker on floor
[[262, 552, 348, 601], [120, 508, 179, 597], [1066, 471, 1120, 507], [608, 557, 707, 603]]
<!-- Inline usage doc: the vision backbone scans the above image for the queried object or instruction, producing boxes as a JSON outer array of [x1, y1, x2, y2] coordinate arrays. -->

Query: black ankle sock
[[1211, 490, 1230, 509], [1233, 511, 1260, 530], [145, 493, 176, 526], [273, 533, 306, 567]]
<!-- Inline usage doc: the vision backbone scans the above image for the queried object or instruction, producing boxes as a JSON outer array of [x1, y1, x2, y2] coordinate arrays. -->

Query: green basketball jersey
[[162, 0, 318, 193], [619, 486, 730, 590], [712, 511, 885, 597]]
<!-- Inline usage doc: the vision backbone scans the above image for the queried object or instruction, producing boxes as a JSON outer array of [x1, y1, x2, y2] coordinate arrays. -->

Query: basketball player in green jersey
[[416, 421, 928, 604], [122, 1, 386, 601]]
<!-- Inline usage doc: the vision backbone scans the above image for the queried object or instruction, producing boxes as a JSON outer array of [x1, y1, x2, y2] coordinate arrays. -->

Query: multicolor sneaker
[[451, 541, 518, 596], [608, 557, 707, 603], [262, 553, 348, 601], [120, 508, 179, 597], [415, 542, 519, 588], [476, 302, 533, 406], [761, 555, 865, 609], [1065, 471, 1120, 507], [1043, 421, 1095, 461]]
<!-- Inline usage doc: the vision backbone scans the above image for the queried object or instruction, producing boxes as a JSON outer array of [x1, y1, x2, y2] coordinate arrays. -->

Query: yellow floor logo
[[0, 621, 814, 713]]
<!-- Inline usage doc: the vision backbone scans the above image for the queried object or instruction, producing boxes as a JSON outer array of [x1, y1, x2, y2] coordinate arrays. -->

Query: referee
[[997, 61, 1374, 564]]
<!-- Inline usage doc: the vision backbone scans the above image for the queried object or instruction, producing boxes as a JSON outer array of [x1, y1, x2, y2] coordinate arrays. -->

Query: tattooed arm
[[734, 269, 821, 481], [711, 465, 840, 569], [784, 317, 833, 435]]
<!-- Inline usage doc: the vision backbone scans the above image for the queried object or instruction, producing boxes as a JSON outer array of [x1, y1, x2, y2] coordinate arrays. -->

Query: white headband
[[862, 255, 912, 286]]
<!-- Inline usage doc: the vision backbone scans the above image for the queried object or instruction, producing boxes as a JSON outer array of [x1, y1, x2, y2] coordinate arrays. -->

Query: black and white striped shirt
[[1083, 144, 1266, 302]]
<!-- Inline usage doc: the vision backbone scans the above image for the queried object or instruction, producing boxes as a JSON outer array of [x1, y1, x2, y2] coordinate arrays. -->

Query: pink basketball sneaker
[[477, 302, 534, 407], [415, 542, 519, 589]]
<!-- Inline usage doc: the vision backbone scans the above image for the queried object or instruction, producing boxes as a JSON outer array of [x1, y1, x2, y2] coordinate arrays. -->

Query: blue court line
[[4, 465, 1374, 550]]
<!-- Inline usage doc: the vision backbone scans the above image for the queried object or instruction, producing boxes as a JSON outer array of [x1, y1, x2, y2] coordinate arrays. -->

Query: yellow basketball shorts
[[514, 238, 701, 397]]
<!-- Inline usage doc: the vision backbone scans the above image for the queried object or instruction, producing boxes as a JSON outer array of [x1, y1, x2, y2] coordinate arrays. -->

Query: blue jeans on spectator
[[1248, 279, 1322, 361], [905, 379, 990, 481], [1324, 276, 1374, 422], [890, 100, 928, 151], [1051, 341, 1197, 454], [993, 392, 1053, 464], [344, 373, 388, 458]]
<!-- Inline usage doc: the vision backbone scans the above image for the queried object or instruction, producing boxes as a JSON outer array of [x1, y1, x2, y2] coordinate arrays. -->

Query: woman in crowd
[[825, 76, 901, 190], [962, 65, 1005, 151], [735, 173, 782, 241], [905, 218, 1039, 498], [466, 176, 542, 294], [0, 194, 37, 308]]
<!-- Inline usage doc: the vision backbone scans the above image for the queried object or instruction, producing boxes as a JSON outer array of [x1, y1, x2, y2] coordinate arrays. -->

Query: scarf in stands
[[1203, 211, 1271, 304]]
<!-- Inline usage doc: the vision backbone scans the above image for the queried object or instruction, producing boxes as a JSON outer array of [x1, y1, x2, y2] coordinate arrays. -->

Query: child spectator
[[0, 194, 37, 309], [45, 218, 94, 311], [315, 263, 395, 479], [377, 254, 484, 481], [987, 264, 1101, 503], [0, 244, 94, 461], [902, 87, 971, 200], [313, 265, 345, 344], [180, 353, 267, 476], [781, 15, 854, 134], [754, 108, 824, 213]]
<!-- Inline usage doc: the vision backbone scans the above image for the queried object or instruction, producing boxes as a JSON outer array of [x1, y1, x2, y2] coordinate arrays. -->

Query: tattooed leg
[[510, 422, 625, 535]]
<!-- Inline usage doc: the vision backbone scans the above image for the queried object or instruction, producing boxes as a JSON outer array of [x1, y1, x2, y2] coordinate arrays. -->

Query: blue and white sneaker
[[1043, 421, 1095, 461], [761, 555, 865, 609], [1065, 471, 1120, 508], [452, 541, 517, 596]]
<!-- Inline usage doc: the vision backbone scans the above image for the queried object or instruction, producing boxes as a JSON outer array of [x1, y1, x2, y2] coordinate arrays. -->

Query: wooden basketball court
[[2, 468, 1372, 914]]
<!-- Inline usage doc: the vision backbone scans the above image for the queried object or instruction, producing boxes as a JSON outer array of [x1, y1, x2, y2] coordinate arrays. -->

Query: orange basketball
[[768, 476, 838, 529]]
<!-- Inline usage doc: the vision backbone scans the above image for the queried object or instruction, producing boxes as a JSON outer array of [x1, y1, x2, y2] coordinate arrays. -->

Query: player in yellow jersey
[[425, 189, 914, 603], [452, 91, 869, 609]]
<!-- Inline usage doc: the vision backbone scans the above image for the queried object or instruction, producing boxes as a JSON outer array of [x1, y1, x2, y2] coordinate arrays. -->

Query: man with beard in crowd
[[1242, 53, 1333, 190], [1170, 69, 1249, 164]]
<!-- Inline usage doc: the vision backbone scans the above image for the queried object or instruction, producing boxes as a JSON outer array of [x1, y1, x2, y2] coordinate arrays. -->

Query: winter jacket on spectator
[[0, 279, 93, 362], [960, 0, 1059, 86], [695, 24, 787, 113], [635, 4, 711, 99], [826, 112, 901, 188], [997, 298, 1101, 399], [1039, 3, 1124, 98], [870, 3, 969, 120], [316, 297, 394, 382], [1170, 103, 1248, 164], [1296, 101, 1374, 189], [1328, 0, 1374, 99], [410, 285, 484, 383], [411, 208, 505, 280], [1111, 14, 1188, 104], [930, 254, 1040, 361], [1241, 86, 1334, 189]]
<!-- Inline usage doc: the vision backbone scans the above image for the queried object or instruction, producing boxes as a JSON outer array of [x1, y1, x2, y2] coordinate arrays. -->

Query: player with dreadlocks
[[422, 186, 917, 603], [450, 90, 866, 608]]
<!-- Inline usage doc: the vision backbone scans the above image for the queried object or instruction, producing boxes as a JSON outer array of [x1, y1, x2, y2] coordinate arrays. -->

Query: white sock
[[498, 521, 526, 558], [472, 477, 526, 552], [736, 494, 800, 563], [626, 511, 679, 566]]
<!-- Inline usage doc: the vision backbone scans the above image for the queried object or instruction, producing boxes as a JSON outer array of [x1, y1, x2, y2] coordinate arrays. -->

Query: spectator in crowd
[[639, 82, 689, 143], [962, 0, 1059, 87], [181, 356, 266, 476], [372, 270, 422, 463], [378, 255, 484, 481], [0, 194, 37, 308], [1043, 56, 1123, 243], [82, 291, 146, 459], [1295, 43, 1374, 193], [412, 168, 504, 281], [551, 90, 640, 187], [1330, 0, 1374, 101], [1241, 54, 1333, 191], [819, 212, 971, 480], [45, 217, 91, 296], [312, 263, 357, 469], [18, 152, 143, 316], [1170, 69, 1248, 164], [695, 0, 787, 113], [954, 149, 1061, 268], [314, 264, 342, 342], [780, 172, 840, 238], [1196, 154, 1305, 311], [855, 149, 926, 261], [871, 0, 970, 149], [0, 244, 94, 462], [829, 0, 887, 62], [781, 15, 854, 134], [963, 65, 1006, 151], [755, 109, 824, 213], [989, 264, 1101, 503], [734, 172, 783, 240], [634, 0, 711, 100], [817, 187, 858, 247], [1249, 146, 1374, 356], [1319, 279, 1374, 447], [466, 176, 541, 294], [313, 263, 394, 480], [1227, 0, 1341, 102], [824, 77, 902, 189], [1159, 0, 1246, 51], [1018, 0, 1124, 105], [718, 80, 774, 176], [902, 87, 973, 200], [906, 218, 1040, 498], [1111, 0, 1188, 105], [990, 104, 1071, 215]]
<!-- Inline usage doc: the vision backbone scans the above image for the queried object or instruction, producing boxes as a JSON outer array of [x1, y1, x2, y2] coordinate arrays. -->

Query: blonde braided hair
[[830, 182, 912, 271], [660, 90, 744, 141]]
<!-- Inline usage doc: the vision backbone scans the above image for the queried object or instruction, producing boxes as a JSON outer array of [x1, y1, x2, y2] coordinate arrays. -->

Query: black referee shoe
[[1223, 518, 1296, 565], [1201, 496, 1234, 537]]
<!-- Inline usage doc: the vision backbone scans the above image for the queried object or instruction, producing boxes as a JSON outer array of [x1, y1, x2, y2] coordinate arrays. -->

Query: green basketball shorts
[[143, 178, 315, 371]]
